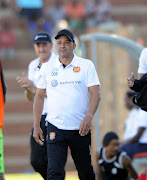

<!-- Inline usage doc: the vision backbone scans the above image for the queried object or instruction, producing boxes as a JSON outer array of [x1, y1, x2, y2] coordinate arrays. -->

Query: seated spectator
[[85, 0, 111, 27], [0, 0, 8, 9], [47, 0, 65, 26], [14, 0, 43, 22], [96, 131, 138, 180], [65, 0, 86, 34], [28, 17, 54, 41], [120, 91, 147, 159], [0, 21, 16, 60]]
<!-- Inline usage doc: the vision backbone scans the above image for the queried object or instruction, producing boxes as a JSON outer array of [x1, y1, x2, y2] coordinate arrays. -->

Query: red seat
[[133, 152, 147, 159]]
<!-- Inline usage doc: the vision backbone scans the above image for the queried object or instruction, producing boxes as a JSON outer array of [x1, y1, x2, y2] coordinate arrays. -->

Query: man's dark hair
[[126, 91, 136, 98], [103, 131, 119, 147]]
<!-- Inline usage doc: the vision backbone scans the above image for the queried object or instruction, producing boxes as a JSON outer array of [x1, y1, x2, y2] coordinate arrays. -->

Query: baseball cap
[[34, 32, 52, 44], [55, 29, 75, 42]]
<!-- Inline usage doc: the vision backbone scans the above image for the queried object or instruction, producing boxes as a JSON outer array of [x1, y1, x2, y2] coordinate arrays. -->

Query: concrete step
[[7, 92, 26, 101], [4, 113, 33, 123], [111, 0, 147, 5], [4, 70, 30, 93], [5, 100, 33, 113], [2, 50, 36, 69], [111, 5, 147, 15]]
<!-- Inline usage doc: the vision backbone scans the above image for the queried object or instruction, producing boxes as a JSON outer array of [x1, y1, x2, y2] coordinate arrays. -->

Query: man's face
[[34, 43, 53, 60], [106, 139, 119, 157], [55, 36, 76, 59]]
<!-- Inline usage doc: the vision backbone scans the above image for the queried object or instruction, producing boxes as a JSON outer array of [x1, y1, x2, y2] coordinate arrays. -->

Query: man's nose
[[60, 43, 65, 48]]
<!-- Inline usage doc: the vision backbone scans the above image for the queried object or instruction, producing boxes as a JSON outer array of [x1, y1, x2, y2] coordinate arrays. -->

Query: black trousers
[[47, 122, 95, 180], [30, 114, 47, 180]]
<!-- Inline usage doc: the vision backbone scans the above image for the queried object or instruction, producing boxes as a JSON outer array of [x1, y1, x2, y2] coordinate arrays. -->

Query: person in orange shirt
[[65, 0, 86, 32], [0, 58, 7, 180]]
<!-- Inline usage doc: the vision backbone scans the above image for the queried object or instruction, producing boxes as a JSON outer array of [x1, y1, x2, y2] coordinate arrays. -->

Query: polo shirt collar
[[55, 57, 62, 68], [35, 58, 41, 70], [55, 53, 78, 68], [70, 54, 78, 67]]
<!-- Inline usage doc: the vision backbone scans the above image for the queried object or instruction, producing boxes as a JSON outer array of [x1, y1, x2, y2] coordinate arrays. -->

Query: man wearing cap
[[33, 29, 101, 180], [16, 32, 56, 180]]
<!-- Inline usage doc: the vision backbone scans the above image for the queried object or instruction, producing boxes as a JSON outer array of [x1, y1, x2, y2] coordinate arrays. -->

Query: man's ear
[[73, 43, 76, 50]]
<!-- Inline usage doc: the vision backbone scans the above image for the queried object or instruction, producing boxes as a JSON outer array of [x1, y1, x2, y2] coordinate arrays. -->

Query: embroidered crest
[[73, 67, 80, 72], [51, 68, 59, 76], [51, 79, 58, 87], [50, 132, 56, 140], [111, 168, 117, 174]]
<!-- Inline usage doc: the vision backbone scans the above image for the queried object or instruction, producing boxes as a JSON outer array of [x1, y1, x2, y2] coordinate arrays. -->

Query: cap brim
[[55, 34, 74, 42], [34, 40, 51, 44]]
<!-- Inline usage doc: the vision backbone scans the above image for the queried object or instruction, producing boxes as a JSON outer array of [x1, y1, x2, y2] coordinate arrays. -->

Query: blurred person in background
[[65, 0, 86, 34], [14, 0, 43, 37], [96, 131, 138, 180], [14, 0, 43, 22], [85, 0, 111, 27], [0, 21, 16, 60], [16, 32, 57, 180], [0, 58, 7, 180], [28, 17, 54, 41], [120, 91, 147, 159], [47, 0, 66, 26], [0, 0, 8, 9], [138, 48, 147, 79]]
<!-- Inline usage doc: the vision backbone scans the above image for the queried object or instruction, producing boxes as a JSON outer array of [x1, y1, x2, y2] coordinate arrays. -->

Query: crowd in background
[[0, 0, 112, 60]]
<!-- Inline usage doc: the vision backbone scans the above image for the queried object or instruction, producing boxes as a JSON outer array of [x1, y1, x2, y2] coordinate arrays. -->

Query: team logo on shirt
[[51, 68, 59, 76], [73, 67, 80, 72], [50, 132, 56, 140], [51, 79, 58, 87], [111, 168, 117, 174]]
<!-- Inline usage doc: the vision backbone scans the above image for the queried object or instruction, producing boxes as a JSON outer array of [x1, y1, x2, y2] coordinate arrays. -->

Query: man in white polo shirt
[[33, 29, 101, 180], [127, 48, 147, 85], [16, 32, 57, 180], [138, 48, 147, 79]]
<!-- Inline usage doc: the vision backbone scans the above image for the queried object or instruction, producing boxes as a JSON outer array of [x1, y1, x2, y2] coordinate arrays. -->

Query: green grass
[[5, 172, 79, 180]]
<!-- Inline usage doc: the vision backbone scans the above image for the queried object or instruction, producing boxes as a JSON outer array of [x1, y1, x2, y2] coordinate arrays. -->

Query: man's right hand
[[16, 72, 36, 93], [33, 127, 44, 146], [127, 72, 135, 88]]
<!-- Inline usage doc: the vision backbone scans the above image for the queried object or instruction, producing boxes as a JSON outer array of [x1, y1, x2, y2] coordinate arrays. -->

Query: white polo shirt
[[28, 52, 57, 115], [37, 54, 100, 130], [138, 48, 147, 74], [123, 108, 147, 143]]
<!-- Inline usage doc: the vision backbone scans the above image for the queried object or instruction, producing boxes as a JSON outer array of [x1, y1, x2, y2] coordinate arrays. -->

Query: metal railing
[[80, 33, 144, 149]]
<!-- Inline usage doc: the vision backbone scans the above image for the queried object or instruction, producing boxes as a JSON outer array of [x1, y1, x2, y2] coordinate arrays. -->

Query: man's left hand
[[79, 114, 93, 136]]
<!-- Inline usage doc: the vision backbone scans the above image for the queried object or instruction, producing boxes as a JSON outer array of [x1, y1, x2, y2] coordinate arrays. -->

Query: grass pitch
[[5, 171, 78, 180]]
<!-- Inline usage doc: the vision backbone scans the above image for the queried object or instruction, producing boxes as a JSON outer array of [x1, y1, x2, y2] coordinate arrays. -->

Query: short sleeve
[[87, 61, 100, 87], [37, 64, 46, 89], [138, 48, 147, 74], [28, 62, 34, 81], [138, 109, 147, 128]]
